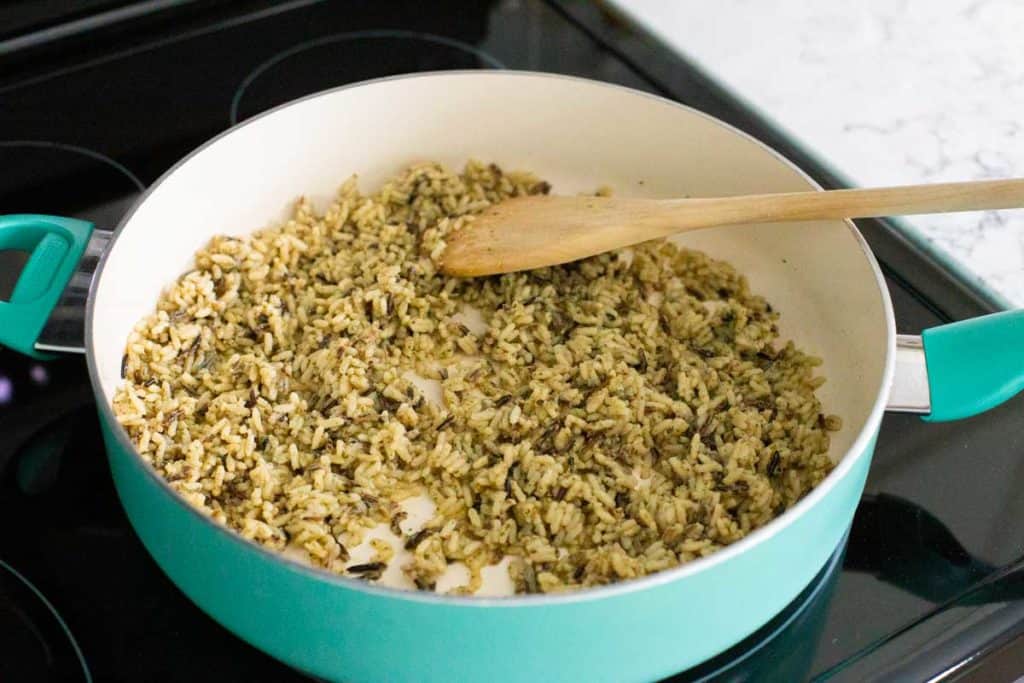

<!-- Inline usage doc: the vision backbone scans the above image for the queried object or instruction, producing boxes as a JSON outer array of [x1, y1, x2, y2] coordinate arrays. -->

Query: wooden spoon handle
[[672, 178, 1024, 226]]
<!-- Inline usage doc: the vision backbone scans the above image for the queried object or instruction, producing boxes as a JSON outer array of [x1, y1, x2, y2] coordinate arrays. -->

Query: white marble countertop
[[610, 0, 1024, 307]]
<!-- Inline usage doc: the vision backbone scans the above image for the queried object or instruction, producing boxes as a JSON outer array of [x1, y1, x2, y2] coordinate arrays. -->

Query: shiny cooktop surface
[[1, 2, 1022, 681]]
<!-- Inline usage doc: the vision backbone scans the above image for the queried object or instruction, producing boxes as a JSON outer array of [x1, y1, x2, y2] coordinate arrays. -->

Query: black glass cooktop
[[1, 2, 1022, 681]]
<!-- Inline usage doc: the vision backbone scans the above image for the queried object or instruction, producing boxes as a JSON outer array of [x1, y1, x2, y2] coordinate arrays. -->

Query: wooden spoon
[[439, 178, 1024, 277]]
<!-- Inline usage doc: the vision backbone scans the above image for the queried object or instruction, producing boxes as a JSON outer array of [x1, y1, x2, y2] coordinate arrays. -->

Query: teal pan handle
[[0, 214, 94, 358], [2, 211, 1018, 420], [922, 309, 1024, 421]]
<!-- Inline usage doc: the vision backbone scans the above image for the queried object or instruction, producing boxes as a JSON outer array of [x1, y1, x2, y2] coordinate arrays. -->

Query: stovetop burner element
[[230, 30, 505, 123], [0, 559, 90, 682], [0, 141, 143, 300]]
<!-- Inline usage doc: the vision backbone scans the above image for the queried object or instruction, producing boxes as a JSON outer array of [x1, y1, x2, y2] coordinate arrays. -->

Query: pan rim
[[84, 69, 897, 608]]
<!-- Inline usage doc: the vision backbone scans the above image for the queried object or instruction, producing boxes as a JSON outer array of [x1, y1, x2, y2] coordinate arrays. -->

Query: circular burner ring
[[229, 29, 506, 124], [0, 140, 144, 305], [0, 559, 91, 682], [0, 140, 144, 193]]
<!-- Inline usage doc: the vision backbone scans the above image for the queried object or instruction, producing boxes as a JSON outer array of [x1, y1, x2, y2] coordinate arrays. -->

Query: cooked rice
[[112, 161, 839, 595]]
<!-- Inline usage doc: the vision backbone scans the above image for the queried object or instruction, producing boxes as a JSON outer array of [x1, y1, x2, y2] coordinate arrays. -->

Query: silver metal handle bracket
[[33, 228, 112, 355], [887, 334, 932, 414]]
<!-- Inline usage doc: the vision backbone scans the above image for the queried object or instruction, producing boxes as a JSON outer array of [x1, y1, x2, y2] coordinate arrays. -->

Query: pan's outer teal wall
[[101, 418, 875, 683]]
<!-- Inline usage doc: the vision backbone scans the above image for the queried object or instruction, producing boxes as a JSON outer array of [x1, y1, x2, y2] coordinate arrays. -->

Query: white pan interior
[[89, 72, 891, 592]]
